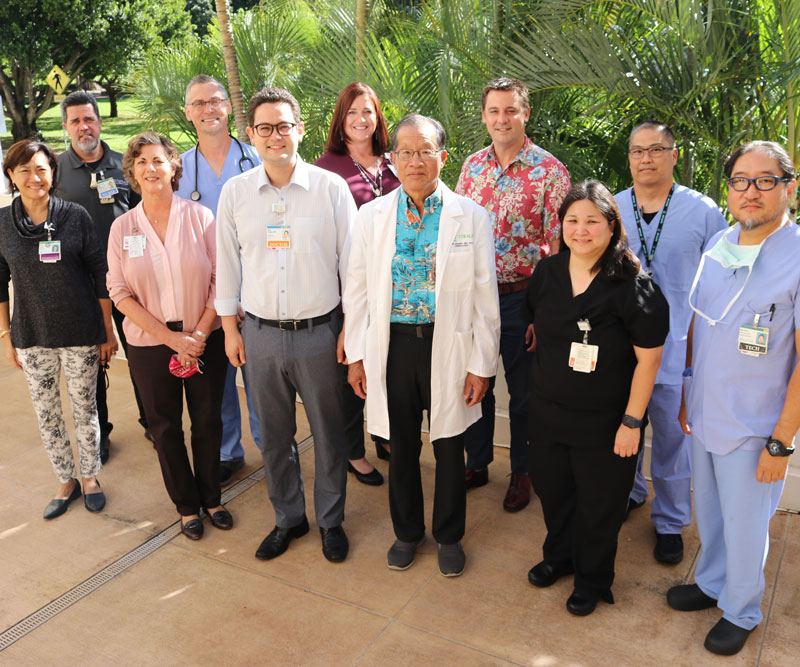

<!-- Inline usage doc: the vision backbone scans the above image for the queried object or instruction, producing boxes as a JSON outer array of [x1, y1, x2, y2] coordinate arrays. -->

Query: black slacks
[[127, 329, 227, 515], [95, 304, 149, 438], [530, 436, 637, 593], [386, 326, 465, 545]]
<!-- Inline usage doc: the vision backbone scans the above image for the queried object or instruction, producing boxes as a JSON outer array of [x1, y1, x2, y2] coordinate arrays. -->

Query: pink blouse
[[107, 195, 219, 347]]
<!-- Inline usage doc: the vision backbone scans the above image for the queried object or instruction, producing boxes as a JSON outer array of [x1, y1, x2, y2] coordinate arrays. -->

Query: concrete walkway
[[0, 352, 798, 665]]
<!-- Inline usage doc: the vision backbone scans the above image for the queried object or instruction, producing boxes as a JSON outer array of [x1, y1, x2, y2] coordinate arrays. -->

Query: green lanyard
[[630, 184, 675, 268]]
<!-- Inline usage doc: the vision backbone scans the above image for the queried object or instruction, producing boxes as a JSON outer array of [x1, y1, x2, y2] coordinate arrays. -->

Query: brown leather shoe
[[503, 473, 531, 512], [465, 468, 488, 490]]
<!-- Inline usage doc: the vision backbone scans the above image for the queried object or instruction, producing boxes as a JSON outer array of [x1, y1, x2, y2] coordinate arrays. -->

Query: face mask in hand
[[168, 354, 204, 378]]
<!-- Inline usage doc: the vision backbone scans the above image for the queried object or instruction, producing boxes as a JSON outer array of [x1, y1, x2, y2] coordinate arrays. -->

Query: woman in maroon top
[[315, 82, 400, 485]]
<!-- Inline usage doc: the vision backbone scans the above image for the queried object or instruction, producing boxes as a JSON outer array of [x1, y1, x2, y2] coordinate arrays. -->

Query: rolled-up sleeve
[[106, 214, 133, 306], [214, 180, 241, 317]]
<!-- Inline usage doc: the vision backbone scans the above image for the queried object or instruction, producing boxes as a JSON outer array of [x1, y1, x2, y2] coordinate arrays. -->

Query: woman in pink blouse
[[107, 132, 231, 540]]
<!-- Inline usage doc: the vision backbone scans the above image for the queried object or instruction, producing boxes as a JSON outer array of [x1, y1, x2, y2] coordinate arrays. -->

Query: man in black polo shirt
[[56, 91, 148, 461]]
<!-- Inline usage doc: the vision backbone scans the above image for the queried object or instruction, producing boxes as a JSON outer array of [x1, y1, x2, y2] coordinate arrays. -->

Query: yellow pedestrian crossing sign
[[46, 66, 69, 93]]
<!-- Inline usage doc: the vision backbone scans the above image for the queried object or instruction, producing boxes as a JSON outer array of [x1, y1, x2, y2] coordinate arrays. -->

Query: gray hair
[[391, 114, 446, 151], [184, 74, 228, 104], [724, 141, 796, 180], [60, 91, 100, 124]]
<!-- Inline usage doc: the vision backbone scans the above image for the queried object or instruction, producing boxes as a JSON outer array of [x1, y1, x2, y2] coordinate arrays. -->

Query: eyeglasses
[[252, 122, 297, 138], [628, 146, 675, 159], [188, 97, 228, 110], [393, 149, 442, 162], [727, 176, 791, 192]]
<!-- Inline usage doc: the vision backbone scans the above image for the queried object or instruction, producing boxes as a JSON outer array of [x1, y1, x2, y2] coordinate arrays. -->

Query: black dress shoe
[[207, 508, 234, 530], [255, 516, 310, 560], [180, 518, 204, 541], [347, 461, 384, 486], [374, 439, 391, 460], [704, 618, 753, 655], [220, 458, 245, 486], [654, 531, 684, 564], [667, 583, 717, 611], [566, 588, 614, 616], [527, 560, 574, 588], [465, 468, 488, 490], [43, 480, 81, 520], [84, 482, 106, 513], [320, 525, 349, 562], [99, 436, 110, 464]]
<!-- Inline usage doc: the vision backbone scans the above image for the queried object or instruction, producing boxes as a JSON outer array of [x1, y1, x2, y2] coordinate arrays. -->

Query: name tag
[[738, 325, 769, 357], [39, 240, 61, 263], [451, 233, 473, 252], [124, 234, 147, 258], [267, 225, 291, 249], [272, 202, 286, 214], [97, 177, 119, 199], [569, 342, 598, 373]]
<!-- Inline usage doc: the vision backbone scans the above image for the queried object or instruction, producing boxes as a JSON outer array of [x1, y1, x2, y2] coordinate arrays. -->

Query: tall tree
[[215, 0, 249, 141]]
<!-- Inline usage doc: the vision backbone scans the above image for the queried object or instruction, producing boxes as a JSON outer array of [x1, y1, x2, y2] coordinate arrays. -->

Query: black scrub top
[[522, 251, 669, 446]]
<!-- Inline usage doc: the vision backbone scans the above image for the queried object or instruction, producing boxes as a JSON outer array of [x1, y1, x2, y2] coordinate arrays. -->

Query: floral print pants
[[17, 345, 101, 483]]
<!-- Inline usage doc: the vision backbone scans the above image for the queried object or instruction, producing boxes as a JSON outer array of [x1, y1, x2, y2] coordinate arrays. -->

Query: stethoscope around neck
[[190, 135, 255, 201]]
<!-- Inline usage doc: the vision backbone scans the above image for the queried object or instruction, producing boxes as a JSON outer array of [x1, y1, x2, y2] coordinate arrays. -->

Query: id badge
[[738, 325, 769, 356], [272, 201, 286, 214], [39, 240, 61, 263], [267, 225, 291, 249], [569, 342, 598, 373], [97, 177, 119, 199], [124, 235, 147, 258]]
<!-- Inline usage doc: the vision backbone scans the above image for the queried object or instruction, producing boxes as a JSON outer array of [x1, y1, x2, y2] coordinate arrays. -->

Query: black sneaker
[[654, 532, 684, 564]]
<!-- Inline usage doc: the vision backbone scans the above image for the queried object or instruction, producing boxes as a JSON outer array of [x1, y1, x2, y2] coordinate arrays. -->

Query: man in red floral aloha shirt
[[456, 77, 570, 512]]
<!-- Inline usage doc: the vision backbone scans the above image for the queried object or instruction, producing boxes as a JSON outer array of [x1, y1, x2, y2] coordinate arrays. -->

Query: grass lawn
[[1, 95, 193, 156]]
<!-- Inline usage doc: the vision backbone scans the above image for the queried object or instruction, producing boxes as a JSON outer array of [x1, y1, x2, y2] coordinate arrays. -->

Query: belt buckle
[[278, 320, 298, 331]]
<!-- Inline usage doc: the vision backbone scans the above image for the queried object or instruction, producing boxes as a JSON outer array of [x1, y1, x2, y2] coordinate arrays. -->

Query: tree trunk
[[215, 0, 249, 143], [356, 0, 370, 75], [108, 83, 119, 118]]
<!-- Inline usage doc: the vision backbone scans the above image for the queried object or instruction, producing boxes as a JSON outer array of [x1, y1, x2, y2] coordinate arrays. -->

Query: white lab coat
[[343, 182, 500, 442]]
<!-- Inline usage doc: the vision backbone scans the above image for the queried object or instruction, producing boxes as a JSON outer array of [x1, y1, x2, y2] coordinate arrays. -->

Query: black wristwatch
[[765, 438, 795, 457], [621, 414, 643, 429]]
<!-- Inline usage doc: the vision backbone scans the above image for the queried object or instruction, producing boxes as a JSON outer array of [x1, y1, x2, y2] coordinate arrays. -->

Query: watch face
[[768, 441, 781, 455]]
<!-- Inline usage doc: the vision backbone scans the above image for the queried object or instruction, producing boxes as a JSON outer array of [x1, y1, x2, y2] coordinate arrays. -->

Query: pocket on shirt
[[293, 216, 325, 254]]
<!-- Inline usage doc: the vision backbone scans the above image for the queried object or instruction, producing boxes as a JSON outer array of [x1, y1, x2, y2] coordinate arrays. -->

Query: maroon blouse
[[314, 151, 401, 209]]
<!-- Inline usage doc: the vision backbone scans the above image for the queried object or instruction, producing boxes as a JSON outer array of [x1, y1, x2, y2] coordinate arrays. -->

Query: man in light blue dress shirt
[[176, 75, 262, 487], [669, 141, 799, 656], [616, 121, 727, 565]]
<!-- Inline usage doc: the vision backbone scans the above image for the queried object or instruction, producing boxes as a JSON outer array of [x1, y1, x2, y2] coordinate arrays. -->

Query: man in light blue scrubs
[[616, 121, 727, 565], [669, 141, 799, 656], [176, 74, 262, 486]]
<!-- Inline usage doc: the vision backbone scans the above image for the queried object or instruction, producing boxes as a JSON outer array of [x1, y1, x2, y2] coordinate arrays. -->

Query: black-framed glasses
[[628, 146, 675, 159], [727, 176, 791, 192], [188, 97, 228, 110], [252, 122, 297, 138], [393, 149, 442, 162]]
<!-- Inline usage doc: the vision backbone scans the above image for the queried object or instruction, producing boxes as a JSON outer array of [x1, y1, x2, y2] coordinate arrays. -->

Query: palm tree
[[215, 0, 248, 141]]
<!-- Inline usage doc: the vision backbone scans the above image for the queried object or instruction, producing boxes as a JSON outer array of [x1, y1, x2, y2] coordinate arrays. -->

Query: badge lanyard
[[631, 184, 675, 268]]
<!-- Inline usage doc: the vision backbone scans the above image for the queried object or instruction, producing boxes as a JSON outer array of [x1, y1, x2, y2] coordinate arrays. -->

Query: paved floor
[[1, 356, 798, 666]]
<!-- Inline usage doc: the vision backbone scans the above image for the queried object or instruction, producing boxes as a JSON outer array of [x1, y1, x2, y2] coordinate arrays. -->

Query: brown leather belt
[[497, 279, 529, 296], [246, 309, 333, 331]]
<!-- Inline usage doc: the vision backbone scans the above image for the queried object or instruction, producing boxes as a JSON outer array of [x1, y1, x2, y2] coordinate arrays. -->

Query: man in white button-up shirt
[[216, 87, 356, 563]]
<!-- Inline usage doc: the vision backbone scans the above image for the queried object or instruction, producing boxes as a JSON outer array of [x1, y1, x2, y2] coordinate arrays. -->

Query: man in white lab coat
[[344, 114, 500, 577]]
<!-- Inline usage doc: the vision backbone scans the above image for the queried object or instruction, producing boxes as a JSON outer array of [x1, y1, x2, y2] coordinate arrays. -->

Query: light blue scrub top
[[177, 139, 262, 217], [617, 184, 727, 384], [686, 222, 800, 455]]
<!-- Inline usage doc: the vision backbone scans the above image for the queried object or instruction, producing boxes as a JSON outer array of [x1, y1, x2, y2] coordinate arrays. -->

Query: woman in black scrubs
[[523, 180, 668, 616]]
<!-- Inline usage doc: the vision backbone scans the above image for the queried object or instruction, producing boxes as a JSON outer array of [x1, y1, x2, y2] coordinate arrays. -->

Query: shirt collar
[[487, 135, 537, 169], [257, 154, 310, 191], [65, 140, 113, 169], [400, 181, 443, 215]]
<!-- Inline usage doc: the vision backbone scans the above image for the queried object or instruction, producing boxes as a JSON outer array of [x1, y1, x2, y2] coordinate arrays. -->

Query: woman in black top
[[1, 140, 116, 519], [523, 180, 668, 615]]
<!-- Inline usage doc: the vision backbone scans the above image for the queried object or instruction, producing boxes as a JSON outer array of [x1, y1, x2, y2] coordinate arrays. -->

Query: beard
[[738, 216, 765, 231], [75, 134, 100, 153]]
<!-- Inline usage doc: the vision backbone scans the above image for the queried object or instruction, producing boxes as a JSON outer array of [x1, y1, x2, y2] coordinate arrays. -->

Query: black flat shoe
[[180, 518, 204, 541], [374, 441, 391, 461], [704, 618, 753, 656], [566, 588, 614, 616], [320, 525, 349, 562], [528, 560, 574, 588], [347, 461, 384, 486], [207, 508, 234, 530], [255, 516, 310, 560], [667, 583, 717, 611], [43, 480, 82, 520], [84, 482, 106, 513]]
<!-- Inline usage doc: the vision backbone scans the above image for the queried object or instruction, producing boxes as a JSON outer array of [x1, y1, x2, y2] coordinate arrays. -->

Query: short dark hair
[[3, 139, 58, 193], [481, 77, 530, 110], [391, 114, 446, 151], [325, 82, 390, 156], [247, 87, 301, 127], [629, 121, 676, 148], [122, 132, 183, 194], [558, 179, 640, 281], [184, 74, 228, 104], [724, 140, 796, 180], [60, 91, 100, 124]]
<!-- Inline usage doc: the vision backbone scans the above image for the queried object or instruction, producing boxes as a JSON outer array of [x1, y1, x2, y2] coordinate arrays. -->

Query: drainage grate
[[0, 435, 314, 651]]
